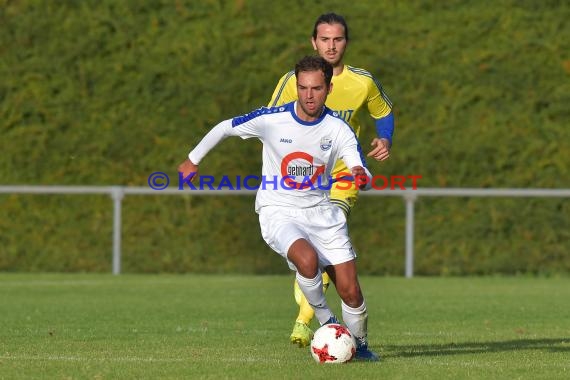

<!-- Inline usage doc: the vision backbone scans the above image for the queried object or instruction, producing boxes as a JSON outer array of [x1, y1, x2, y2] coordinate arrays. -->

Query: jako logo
[[280, 138, 293, 143]]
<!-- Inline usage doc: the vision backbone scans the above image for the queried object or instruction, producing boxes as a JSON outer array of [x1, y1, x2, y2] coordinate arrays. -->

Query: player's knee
[[288, 239, 319, 276], [293, 254, 319, 278], [296, 266, 318, 279]]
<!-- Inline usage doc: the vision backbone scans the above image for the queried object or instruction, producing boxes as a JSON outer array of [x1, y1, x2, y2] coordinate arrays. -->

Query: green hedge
[[1, 0, 568, 274]]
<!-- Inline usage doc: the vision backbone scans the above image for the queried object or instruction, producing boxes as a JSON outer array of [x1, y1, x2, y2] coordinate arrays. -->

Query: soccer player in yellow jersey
[[268, 13, 395, 347]]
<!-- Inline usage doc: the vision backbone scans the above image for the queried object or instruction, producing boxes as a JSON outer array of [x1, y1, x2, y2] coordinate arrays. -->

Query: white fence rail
[[1, 185, 569, 277]]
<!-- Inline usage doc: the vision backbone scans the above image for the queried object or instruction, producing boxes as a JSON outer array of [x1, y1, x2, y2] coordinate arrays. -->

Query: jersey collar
[[291, 101, 328, 126]]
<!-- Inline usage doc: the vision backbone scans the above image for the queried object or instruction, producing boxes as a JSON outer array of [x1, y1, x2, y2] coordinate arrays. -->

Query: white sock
[[295, 271, 334, 325], [342, 300, 368, 345]]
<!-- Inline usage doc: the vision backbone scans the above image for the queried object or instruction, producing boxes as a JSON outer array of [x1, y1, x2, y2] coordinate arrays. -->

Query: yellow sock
[[293, 272, 331, 325]]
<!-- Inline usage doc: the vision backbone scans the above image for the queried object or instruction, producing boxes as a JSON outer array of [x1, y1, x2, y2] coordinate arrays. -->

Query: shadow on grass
[[384, 338, 570, 358]]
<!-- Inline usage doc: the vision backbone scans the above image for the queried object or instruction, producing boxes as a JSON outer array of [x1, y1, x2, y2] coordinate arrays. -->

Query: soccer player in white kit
[[178, 55, 379, 361], [270, 13, 394, 347]]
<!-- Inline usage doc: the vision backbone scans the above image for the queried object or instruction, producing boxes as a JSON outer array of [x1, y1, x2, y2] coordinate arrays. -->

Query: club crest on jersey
[[320, 137, 332, 151]]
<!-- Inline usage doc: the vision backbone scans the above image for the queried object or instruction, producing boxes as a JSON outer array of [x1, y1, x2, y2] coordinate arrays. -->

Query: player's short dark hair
[[294, 56, 333, 87], [312, 12, 349, 41]]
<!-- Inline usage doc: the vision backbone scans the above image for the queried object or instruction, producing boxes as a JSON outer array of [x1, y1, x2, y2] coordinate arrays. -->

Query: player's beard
[[299, 100, 324, 120], [323, 49, 344, 68]]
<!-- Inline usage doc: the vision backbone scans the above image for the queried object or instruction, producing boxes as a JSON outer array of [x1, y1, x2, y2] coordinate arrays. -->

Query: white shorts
[[258, 204, 357, 271]]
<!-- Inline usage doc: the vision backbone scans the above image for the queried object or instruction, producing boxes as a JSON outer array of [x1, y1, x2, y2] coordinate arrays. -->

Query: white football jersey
[[189, 101, 370, 211]]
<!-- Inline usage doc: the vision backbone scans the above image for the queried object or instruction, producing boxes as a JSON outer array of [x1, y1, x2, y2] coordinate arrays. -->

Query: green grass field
[[1, 274, 568, 379]]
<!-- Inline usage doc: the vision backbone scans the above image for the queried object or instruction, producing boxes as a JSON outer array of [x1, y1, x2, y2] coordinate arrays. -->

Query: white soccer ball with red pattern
[[310, 323, 356, 364]]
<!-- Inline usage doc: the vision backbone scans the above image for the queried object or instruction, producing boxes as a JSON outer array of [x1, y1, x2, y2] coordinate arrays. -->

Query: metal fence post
[[404, 193, 417, 278], [111, 186, 124, 275]]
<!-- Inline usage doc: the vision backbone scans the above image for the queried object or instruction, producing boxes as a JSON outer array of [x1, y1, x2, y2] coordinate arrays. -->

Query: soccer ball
[[310, 323, 356, 364]]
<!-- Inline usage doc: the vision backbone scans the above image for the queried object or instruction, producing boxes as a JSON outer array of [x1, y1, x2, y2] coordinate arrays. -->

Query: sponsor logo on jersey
[[287, 165, 315, 176], [280, 151, 325, 190], [280, 138, 293, 143]]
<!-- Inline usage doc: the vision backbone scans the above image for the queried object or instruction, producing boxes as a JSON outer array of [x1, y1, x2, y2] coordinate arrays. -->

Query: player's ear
[[328, 82, 333, 95], [311, 37, 317, 51]]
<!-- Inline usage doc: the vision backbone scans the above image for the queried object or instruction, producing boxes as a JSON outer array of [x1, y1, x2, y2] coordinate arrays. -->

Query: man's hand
[[178, 159, 199, 182], [367, 138, 391, 161], [351, 165, 369, 190]]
